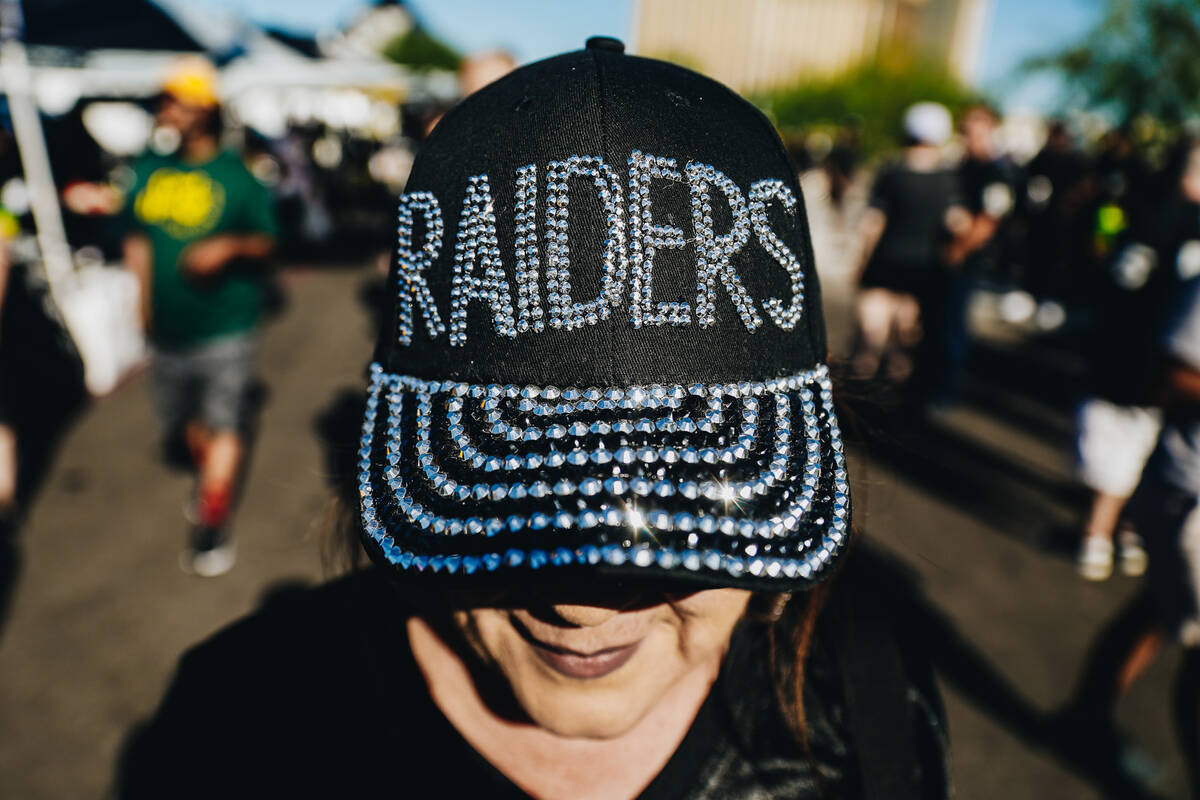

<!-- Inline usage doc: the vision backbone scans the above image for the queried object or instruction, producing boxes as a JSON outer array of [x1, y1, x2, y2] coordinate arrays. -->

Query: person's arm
[[61, 181, 123, 216], [181, 165, 280, 278], [945, 175, 1013, 267], [123, 233, 153, 331], [179, 233, 276, 278], [855, 207, 886, 283], [1158, 282, 1200, 411], [0, 242, 10, 329], [944, 212, 999, 267], [1161, 356, 1200, 410]]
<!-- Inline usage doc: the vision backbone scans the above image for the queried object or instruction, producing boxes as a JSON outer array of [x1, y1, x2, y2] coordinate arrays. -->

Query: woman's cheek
[[672, 589, 753, 660]]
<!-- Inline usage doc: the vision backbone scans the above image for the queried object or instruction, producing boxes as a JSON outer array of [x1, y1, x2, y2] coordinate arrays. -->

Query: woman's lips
[[530, 639, 642, 679]]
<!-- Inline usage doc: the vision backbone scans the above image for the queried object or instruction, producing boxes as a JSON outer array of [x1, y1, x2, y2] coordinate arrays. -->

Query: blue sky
[[977, 0, 1101, 110], [186, 0, 1102, 112]]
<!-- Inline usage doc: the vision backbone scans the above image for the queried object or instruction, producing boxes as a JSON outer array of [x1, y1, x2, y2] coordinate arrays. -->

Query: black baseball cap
[[357, 37, 850, 590]]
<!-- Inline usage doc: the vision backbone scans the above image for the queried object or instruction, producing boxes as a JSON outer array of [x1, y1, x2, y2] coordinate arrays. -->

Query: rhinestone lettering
[[449, 174, 518, 345], [628, 151, 690, 326], [513, 164, 545, 333], [687, 162, 762, 331], [395, 192, 446, 345], [544, 156, 628, 330], [749, 179, 805, 331]]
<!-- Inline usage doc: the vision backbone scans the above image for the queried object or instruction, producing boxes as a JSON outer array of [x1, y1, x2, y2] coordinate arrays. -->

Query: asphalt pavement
[[0, 175, 1187, 798]]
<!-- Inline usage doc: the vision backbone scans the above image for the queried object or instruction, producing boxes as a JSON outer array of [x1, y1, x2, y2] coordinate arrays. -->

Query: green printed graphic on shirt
[[126, 150, 277, 348]]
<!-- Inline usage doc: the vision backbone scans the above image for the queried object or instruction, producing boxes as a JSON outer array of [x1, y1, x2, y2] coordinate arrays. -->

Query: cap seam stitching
[[590, 46, 616, 386]]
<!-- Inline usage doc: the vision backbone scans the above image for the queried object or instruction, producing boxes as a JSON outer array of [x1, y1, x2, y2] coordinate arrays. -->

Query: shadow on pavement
[[841, 340, 1090, 557], [866, 542, 1169, 799], [866, 412, 1088, 548]]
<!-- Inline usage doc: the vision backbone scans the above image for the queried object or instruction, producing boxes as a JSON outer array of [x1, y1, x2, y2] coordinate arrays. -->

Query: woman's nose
[[549, 604, 622, 627]]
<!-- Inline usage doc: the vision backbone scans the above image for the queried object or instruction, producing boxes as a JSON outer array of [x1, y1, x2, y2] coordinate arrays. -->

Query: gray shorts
[[151, 334, 257, 435]]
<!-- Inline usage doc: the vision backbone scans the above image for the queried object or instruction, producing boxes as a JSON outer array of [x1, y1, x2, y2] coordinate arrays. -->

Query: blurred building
[[631, 0, 993, 92]]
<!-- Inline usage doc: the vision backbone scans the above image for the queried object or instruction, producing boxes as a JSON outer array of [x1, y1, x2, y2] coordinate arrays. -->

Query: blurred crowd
[[1, 23, 1200, 797], [814, 97, 1200, 796], [819, 98, 1200, 583]]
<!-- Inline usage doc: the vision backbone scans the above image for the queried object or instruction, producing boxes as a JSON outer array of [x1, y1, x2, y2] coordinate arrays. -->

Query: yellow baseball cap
[[162, 56, 220, 109]]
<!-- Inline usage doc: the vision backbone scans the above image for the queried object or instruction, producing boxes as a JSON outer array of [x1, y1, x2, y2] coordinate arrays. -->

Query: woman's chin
[[527, 711, 644, 741], [517, 686, 650, 740]]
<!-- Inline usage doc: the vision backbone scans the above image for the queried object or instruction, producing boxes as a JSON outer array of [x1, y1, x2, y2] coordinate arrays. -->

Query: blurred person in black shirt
[[1087, 127, 1154, 276], [950, 105, 1020, 277], [0, 123, 25, 548], [1021, 121, 1090, 299], [929, 104, 1020, 408], [0, 127, 89, 634], [852, 102, 969, 396], [0, 232, 13, 524], [1074, 138, 1200, 581]]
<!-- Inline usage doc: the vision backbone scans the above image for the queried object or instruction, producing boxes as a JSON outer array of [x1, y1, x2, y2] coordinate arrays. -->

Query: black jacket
[[116, 548, 948, 799]]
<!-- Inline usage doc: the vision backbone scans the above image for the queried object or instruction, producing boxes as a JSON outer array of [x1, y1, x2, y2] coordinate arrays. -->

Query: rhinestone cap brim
[[357, 363, 850, 587]]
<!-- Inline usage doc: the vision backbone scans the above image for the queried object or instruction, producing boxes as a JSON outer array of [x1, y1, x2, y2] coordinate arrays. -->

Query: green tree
[[757, 57, 979, 157], [383, 27, 461, 72], [1025, 0, 1200, 124]]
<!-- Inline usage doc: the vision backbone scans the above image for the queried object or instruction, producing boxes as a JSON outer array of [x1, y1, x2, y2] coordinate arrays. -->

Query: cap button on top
[[585, 36, 625, 54]]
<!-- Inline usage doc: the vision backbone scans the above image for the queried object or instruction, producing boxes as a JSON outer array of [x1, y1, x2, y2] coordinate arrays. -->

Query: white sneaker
[[180, 525, 236, 577], [1117, 531, 1148, 577], [1077, 535, 1113, 581], [188, 542, 236, 577]]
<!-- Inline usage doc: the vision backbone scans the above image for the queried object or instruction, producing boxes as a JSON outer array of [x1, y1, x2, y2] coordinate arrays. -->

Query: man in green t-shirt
[[122, 58, 277, 577]]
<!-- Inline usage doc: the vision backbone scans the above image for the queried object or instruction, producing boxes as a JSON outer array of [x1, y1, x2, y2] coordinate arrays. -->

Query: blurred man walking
[[852, 101, 968, 402], [932, 104, 1018, 408], [122, 58, 277, 576]]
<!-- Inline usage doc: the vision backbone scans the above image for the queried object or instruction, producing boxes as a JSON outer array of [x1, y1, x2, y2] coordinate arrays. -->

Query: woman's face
[[448, 585, 752, 739]]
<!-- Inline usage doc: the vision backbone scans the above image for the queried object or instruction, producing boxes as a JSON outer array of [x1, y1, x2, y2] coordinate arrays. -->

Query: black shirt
[[1021, 146, 1089, 283], [1088, 194, 1200, 404], [957, 155, 1020, 276], [116, 559, 947, 799], [861, 161, 961, 294]]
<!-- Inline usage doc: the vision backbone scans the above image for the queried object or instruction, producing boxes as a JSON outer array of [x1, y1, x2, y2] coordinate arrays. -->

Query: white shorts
[[1075, 398, 1162, 497]]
